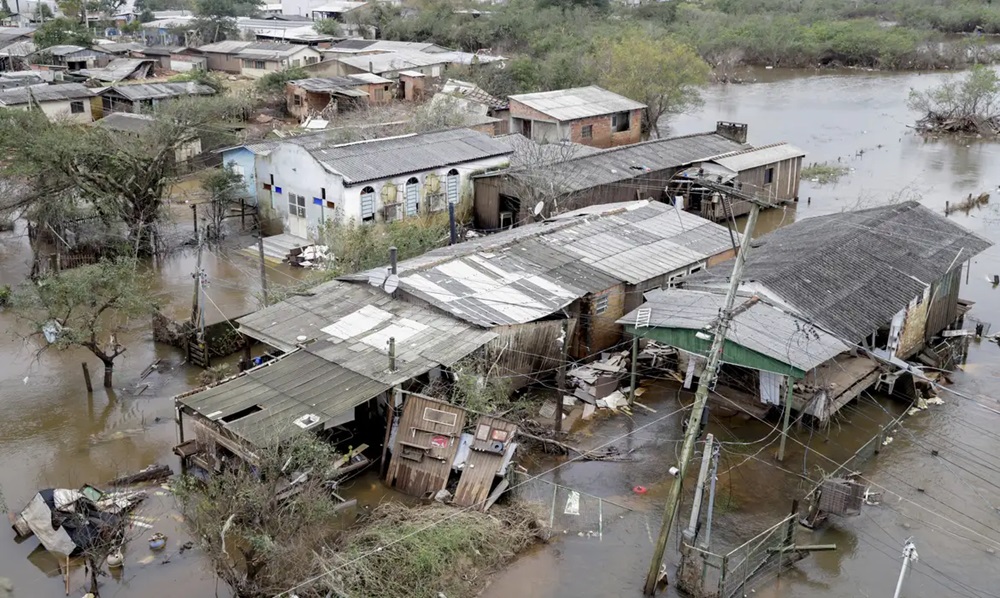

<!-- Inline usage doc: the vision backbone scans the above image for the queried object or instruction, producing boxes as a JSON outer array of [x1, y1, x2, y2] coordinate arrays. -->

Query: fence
[[31, 250, 102, 278], [510, 471, 635, 539], [678, 513, 797, 598]]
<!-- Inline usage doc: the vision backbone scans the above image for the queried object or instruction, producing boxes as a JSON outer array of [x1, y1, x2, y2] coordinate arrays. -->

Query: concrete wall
[[221, 147, 260, 203], [579, 283, 627, 357], [35, 98, 94, 123]]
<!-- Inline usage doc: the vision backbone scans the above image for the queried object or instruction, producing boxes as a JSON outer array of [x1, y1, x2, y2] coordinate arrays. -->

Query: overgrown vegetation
[[908, 64, 1000, 135], [11, 258, 154, 388], [316, 502, 541, 598], [801, 162, 850, 184], [320, 213, 450, 275], [450, 357, 522, 415]]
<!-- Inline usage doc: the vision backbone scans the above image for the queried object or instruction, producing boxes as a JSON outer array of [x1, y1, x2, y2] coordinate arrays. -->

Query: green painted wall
[[626, 325, 806, 379]]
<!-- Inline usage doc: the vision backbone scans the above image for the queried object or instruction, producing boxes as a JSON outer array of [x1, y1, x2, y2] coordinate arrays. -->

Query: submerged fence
[[678, 513, 798, 598], [510, 471, 637, 539]]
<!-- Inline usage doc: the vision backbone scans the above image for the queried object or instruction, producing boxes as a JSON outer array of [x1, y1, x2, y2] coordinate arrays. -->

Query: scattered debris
[[105, 463, 173, 487], [148, 532, 167, 551]]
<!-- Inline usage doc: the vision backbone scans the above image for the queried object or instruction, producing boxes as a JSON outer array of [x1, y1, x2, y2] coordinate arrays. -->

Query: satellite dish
[[533, 201, 544, 217], [368, 268, 388, 288], [384, 274, 399, 294]]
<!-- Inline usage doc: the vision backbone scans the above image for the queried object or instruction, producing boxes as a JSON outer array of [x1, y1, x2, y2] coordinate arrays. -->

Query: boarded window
[[765, 167, 775, 184], [446, 169, 460, 205], [423, 407, 458, 427], [594, 294, 609, 315], [612, 111, 630, 132], [360, 185, 376, 222], [405, 177, 419, 216], [581, 124, 593, 139]]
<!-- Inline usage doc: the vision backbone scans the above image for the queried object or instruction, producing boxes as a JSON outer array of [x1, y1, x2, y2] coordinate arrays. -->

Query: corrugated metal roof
[[346, 200, 736, 327], [236, 42, 313, 60], [441, 78, 508, 110], [102, 81, 215, 101], [137, 45, 185, 56], [0, 82, 95, 105], [0, 40, 35, 57], [710, 142, 806, 172], [509, 85, 646, 121], [290, 76, 368, 93], [177, 350, 390, 446], [304, 128, 513, 185], [619, 288, 849, 373], [77, 58, 154, 82], [237, 280, 497, 386], [195, 40, 253, 54], [97, 42, 144, 54], [686, 201, 993, 342], [502, 132, 749, 195], [336, 50, 449, 73], [311, 1, 367, 12], [347, 72, 392, 84], [96, 112, 155, 133], [45, 45, 90, 56]]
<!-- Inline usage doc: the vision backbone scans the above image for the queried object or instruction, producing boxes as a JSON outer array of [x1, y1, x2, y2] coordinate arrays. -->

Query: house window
[[765, 167, 775, 184], [446, 168, 460, 205], [612, 111, 630, 133], [405, 177, 419, 216], [360, 185, 376, 222], [293, 94, 302, 106], [305, 56, 318, 65], [243, 59, 266, 70], [70, 101, 85, 114], [288, 193, 306, 217], [581, 124, 593, 139], [594, 294, 609, 315], [292, 59, 301, 67], [423, 407, 457, 427]]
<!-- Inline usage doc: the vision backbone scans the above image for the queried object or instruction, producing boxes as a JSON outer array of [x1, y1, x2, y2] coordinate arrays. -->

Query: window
[[244, 59, 266, 70], [292, 59, 301, 67], [404, 176, 419, 216], [594, 294, 609, 315], [305, 56, 318, 65], [446, 169, 460, 205], [70, 101, 85, 114], [292, 94, 302, 106], [288, 193, 306, 218], [581, 124, 593, 139], [764, 167, 775, 184], [360, 185, 376, 222], [612, 111, 631, 132], [423, 407, 458, 427]]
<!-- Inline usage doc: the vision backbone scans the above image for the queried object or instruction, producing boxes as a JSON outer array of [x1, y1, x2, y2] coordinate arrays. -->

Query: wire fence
[[510, 471, 637, 540], [678, 513, 797, 598]]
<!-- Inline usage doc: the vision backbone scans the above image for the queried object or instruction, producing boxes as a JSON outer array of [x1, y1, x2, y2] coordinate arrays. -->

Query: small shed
[[387, 394, 467, 498], [453, 415, 518, 509]]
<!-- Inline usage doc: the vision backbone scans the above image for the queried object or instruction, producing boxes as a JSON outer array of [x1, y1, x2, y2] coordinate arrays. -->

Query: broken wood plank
[[105, 464, 173, 487], [483, 478, 510, 512]]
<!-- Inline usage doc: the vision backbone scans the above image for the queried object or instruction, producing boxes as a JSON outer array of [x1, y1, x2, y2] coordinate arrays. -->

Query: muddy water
[[486, 69, 1000, 597], [0, 207, 309, 597]]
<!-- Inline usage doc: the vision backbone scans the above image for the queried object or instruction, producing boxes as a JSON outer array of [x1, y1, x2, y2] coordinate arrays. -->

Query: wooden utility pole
[[81, 362, 93, 393], [190, 230, 203, 326], [683, 433, 714, 544], [257, 233, 269, 307], [643, 188, 767, 595], [555, 319, 569, 433]]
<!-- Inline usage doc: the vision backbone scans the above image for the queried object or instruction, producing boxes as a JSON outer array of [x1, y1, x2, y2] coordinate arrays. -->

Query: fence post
[[719, 554, 727, 597]]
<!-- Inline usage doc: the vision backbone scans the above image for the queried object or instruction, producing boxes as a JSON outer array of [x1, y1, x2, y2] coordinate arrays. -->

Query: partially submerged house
[[252, 128, 513, 237], [507, 86, 646, 149], [344, 200, 739, 374], [472, 124, 751, 229], [173, 279, 497, 481], [624, 201, 991, 421], [0, 82, 96, 122], [672, 141, 806, 220], [98, 82, 216, 114], [285, 73, 392, 121]]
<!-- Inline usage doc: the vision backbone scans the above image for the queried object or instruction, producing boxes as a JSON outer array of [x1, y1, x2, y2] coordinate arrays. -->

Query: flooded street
[[487, 68, 1000, 598], [4, 68, 1000, 597]]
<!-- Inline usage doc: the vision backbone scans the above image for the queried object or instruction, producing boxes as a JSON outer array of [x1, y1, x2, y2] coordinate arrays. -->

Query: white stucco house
[[0, 83, 96, 123], [253, 128, 514, 238]]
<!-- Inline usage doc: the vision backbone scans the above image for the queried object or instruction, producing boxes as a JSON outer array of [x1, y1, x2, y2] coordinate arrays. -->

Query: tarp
[[21, 493, 77, 556]]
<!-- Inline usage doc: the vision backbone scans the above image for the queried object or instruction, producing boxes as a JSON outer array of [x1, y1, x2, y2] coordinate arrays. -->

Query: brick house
[[507, 85, 645, 149]]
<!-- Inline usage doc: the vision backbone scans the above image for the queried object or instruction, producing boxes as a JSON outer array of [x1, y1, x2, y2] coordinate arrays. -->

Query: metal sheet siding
[[388, 395, 466, 497]]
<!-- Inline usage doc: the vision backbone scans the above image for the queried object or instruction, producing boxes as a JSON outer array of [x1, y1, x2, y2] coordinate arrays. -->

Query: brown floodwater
[[5, 67, 1000, 598], [484, 67, 1000, 598]]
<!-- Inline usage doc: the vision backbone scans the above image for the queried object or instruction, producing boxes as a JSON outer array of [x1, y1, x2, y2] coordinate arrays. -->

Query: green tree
[[596, 30, 711, 136], [201, 164, 244, 240], [907, 64, 1000, 133], [33, 18, 93, 49], [12, 258, 154, 388], [313, 17, 341, 36], [192, 0, 261, 41]]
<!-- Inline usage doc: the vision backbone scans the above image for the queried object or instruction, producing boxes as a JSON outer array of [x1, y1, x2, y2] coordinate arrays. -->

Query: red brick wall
[[508, 99, 643, 148]]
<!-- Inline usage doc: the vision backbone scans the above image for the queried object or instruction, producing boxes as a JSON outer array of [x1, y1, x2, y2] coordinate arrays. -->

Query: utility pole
[[257, 233, 269, 307], [683, 434, 714, 543], [555, 318, 569, 433], [893, 539, 918, 598], [190, 229, 204, 326], [643, 186, 769, 595], [629, 335, 639, 406]]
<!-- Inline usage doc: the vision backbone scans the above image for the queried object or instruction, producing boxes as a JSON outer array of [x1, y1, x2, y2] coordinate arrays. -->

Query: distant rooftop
[[0, 82, 95, 105], [509, 85, 646, 121], [95, 112, 156, 134], [100, 81, 215, 101]]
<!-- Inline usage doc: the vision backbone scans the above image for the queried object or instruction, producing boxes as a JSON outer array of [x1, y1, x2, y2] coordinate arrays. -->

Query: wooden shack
[[386, 395, 467, 497], [453, 415, 518, 509]]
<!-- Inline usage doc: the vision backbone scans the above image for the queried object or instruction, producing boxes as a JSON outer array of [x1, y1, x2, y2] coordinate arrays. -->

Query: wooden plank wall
[[454, 415, 518, 509], [485, 318, 578, 389], [387, 395, 466, 498]]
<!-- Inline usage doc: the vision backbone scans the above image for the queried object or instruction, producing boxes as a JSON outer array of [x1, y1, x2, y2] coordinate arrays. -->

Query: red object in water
[[633, 485, 648, 494]]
